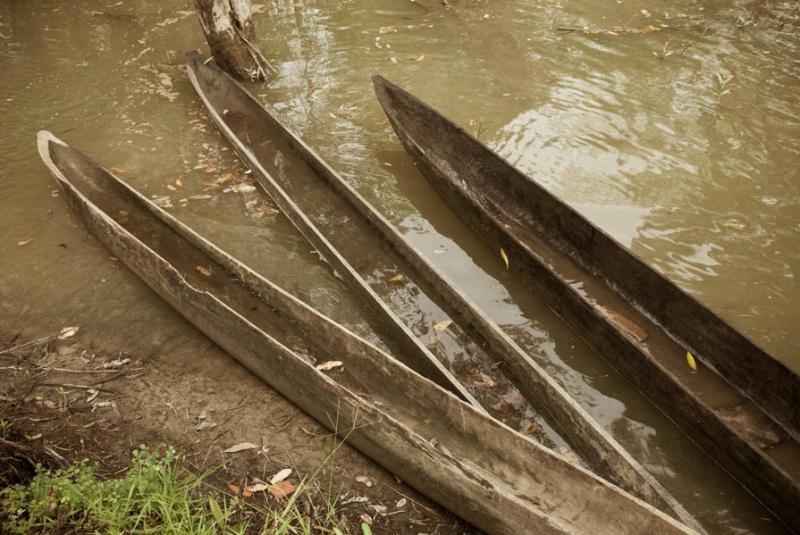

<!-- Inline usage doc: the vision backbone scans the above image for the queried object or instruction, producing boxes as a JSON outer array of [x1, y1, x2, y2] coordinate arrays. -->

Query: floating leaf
[[270, 480, 296, 499], [686, 351, 698, 372], [223, 442, 258, 453], [389, 274, 405, 282], [17, 239, 33, 246], [316, 360, 344, 371], [269, 468, 292, 485], [500, 247, 509, 269], [196, 266, 213, 277], [433, 320, 453, 331]]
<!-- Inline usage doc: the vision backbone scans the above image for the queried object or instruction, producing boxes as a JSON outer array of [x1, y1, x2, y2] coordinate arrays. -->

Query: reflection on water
[[1, 0, 798, 533]]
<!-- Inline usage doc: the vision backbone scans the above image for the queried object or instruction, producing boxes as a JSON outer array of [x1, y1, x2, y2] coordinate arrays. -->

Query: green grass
[[0, 439, 371, 534], [1, 445, 246, 534]]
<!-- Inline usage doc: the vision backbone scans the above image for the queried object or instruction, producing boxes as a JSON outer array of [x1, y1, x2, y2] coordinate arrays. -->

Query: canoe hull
[[37, 131, 696, 535], [373, 76, 800, 531], [185, 55, 705, 529]]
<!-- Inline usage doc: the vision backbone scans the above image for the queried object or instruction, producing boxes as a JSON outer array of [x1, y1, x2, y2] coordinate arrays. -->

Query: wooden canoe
[[185, 54, 701, 530], [373, 75, 800, 531], [36, 130, 697, 535]]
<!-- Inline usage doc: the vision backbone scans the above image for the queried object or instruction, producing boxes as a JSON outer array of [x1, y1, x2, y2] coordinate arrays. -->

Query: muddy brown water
[[1, 0, 798, 533]]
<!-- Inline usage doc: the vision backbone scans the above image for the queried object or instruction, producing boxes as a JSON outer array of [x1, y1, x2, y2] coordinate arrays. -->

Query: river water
[[1, 0, 798, 532]]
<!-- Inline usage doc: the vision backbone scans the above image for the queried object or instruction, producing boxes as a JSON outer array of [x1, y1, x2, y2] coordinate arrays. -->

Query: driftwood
[[192, 0, 272, 81], [373, 75, 800, 532], [37, 131, 696, 535]]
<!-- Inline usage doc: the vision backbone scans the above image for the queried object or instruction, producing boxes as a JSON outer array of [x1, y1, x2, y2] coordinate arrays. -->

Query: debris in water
[[686, 351, 698, 372], [196, 266, 213, 277], [316, 360, 344, 372], [433, 320, 452, 331], [500, 247, 509, 269], [17, 239, 32, 246]]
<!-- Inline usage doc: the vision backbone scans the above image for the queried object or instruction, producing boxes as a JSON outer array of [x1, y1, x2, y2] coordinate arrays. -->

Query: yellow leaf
[[196, 266, 213, 277], [17, 239, 33, 246], [389, 274, 405, 282], [686, 351, 697, 371], [110, 167, 126, 174], [500, 247, 509, 269], [166, 184, 177, 191], [175, 178, 183, 187], [433, 320, 453, 331]]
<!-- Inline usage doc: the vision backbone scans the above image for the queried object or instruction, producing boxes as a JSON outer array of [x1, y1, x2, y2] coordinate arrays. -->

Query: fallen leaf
[[270, 480, 296, 499], [223, 442, 259, 453], [227, 483, 240, 495], [118, 210, 129, 217], [316, 360, 344, 371], [355, 475, 373, 487], [269, 468, 292, 485], [389, 56, 398, 64], [244, 482, 270, 494], [415, 54, 426, 62], [175, 178, 183, 187], [433, 320, 452, 331], [195, 420, 217, 431], [111, 167, 126, 174], [202, 183, 221, 192], [217, 173, 235, 183], [58, 326, 79, 340], [396, 497, 407, 509], [223, 183, 256, 194], [188, 195, 212, 200], [196, 266, 213, 277], [378, 25, 397, 34], [167, 184, 177, 191], [686, 351, 698, 372], [329, 112, 338, 120], [723, 220, 746, 230], [102, 357, 130, 369], [389, 274, 405, 282], [500, 247, 509, 269], [17, 239, 32, 246]]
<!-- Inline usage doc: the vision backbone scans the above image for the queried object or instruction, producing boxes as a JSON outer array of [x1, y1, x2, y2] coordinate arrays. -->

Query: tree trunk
[[193, 0, 270, 81]]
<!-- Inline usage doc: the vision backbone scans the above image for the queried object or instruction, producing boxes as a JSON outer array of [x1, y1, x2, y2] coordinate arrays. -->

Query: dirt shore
[[0, 327, 472, 533]]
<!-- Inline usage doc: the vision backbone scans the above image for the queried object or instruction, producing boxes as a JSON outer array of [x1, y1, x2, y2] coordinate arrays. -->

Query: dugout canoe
[[373, 75, 800, 530], [186, 54, 701, 530], [36, 131, 698, 535]]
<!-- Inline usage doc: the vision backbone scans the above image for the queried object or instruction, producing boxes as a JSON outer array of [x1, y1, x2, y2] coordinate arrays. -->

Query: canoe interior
[[186, 55, 561, 438], [37, 132, 696, 535], [185, 55, 706, 530], [372, 75, 800, 531]]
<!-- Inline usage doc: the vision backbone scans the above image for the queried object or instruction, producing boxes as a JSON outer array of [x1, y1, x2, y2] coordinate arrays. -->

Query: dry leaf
[[167, 184, 177, 191], [196, 266, 212, 277], [244, 482, 270, 494], [218, 173, 234, 183], [433, 320, 453, 331], [269, 468, 292, 485], [329, 112, 338, 120], [58, 326, 79, 340], [195, 420, 217, 431], [500, 247, 509, 269], [686, 351, 698, 372], [202, 183, 221, 192], [111, 167, 126, 174], [175, 178, 183, 187], [316, 360, 344, 371], [189, 195, 212, 200], [396, 498, 407, 509], [389, 56, 398, 64], [415, 54, 426, 62], [223, 442, 258, 453], [118, 210, 129, 217], [17, 239, 32, 246], [389, 274, 405, 282], [378, 25, 397, 34], [227, 483, 240, 495], [270, 480, 296, 499], [355, 475, 373, 487]]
